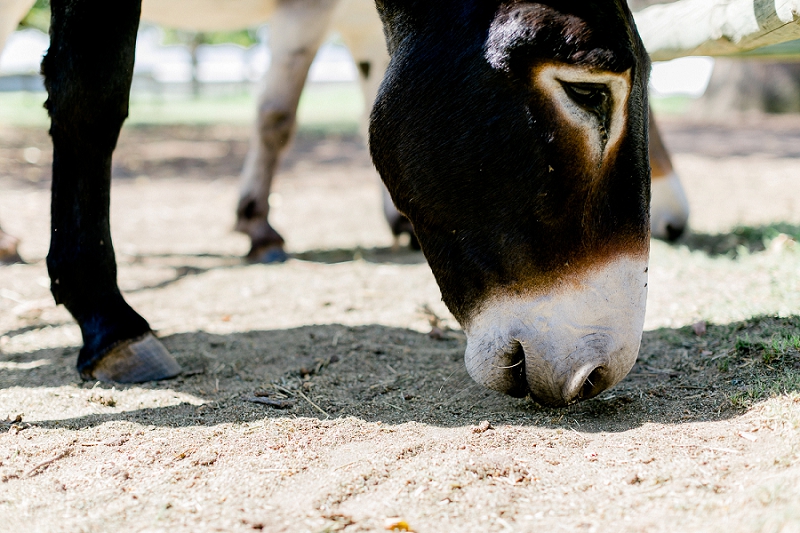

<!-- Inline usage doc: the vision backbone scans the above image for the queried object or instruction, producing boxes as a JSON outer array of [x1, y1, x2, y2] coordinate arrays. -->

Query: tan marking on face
[[467, 245, 650, 325], [535, 64, 632, 168]]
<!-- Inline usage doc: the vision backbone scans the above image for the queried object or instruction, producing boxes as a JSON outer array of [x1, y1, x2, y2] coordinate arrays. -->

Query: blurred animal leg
[[649, 109, 689, 241], [335, 0, 419, 250], [236, 0, 341, 263], [0, 224, 22, 264]]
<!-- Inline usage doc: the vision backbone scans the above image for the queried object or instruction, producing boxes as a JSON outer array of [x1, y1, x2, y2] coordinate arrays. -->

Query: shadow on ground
[[293, 246, 425, 265], [113, 248, 426, 295], [2, 317, 798, 433], [676, 223, 800, 257]]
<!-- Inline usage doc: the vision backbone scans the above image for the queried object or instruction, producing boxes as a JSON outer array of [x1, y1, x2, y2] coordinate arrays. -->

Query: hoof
[[0, 231, 22, 265], [81, 332, 181, 383], [0, 252, 23, 265], [247, 244, 289, 264], [391, 231, 422, 252]]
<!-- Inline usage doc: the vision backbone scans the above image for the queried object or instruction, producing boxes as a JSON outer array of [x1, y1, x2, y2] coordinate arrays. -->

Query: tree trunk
[[697, 59, 800, 116]]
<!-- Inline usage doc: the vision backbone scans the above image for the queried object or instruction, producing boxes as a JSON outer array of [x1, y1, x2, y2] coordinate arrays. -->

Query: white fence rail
[[0, 26, 358, 93], [4, 2, 800, 94], [635, 0, 800, 60]]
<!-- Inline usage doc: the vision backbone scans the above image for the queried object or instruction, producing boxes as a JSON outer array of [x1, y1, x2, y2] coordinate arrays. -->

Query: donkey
[[31, 0, 655, 407]]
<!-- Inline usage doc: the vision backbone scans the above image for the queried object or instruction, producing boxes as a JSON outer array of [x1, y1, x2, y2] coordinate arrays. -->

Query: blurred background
[[0, 0, 799, 354], [1, 7, 800, 531], [5, 1, 800, 130], [0, 0, 364, 129], [9, 0, 796, 129]]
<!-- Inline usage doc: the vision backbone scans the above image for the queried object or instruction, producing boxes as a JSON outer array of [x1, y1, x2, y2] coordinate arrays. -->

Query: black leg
[[43, 0, 179, 382]]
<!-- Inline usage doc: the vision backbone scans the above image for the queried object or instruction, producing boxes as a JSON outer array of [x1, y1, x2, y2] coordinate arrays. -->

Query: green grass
[[643, 316, 800, 406], [295, 83, 364, 135], [681, 223, 800, 258], [2, 85, 687, 128], [128, 92, 257, 125], [0, 91, 50, 126], [0, 82, 364, 132], [650, 95, 695, 116], [716, 317, 800, 408], [734, 333, 800, 365], [728, 371, 800, 409]]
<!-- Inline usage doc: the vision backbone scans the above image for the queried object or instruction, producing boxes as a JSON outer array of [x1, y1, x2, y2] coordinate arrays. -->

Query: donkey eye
[[560, 82, 610, 114]]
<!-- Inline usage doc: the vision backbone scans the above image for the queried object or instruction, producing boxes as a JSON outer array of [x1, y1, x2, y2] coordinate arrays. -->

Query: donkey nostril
[[505, 344, 528, 398], [580, 366, 609, 401]]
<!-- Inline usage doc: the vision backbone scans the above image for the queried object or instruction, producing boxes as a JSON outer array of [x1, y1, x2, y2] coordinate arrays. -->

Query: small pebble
[[472, 420, 493, 433], [692, 321, 707, 336]]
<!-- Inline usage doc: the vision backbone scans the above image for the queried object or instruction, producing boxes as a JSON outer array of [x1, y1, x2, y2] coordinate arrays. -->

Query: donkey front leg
[[236, 0, 340, 263], [0, 0, 36, 51], [334, 0, 419, 250], [649, 110, 690, 241], [43, 0, 179, 382]]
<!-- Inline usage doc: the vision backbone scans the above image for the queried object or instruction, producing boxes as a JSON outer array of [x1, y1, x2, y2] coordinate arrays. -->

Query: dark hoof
[[389, 215, 421, 251], [665, 223, 686, 242], [247, 244, 289, 264], [81, 332, 181, 383], [0, 252, 23, 265], [0, 232, 23, 265], [235, 212, 287, 263], [391, 232, 422, 252]]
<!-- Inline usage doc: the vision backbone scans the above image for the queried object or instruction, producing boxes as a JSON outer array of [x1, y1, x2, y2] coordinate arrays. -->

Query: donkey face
[[371, 0, 651, 406]]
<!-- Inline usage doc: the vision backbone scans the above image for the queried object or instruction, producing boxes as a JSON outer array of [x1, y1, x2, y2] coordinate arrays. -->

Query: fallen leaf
[[244, 397, 295, 409], [385, 519, 414, 531]]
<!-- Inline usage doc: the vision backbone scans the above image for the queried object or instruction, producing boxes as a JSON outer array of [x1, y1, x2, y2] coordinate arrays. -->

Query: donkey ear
[[374, 0, 426, 53], [374, 0, 427, 24], [375, 0, 422, 13]]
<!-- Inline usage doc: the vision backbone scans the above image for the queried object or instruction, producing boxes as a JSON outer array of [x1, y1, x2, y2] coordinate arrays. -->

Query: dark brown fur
[[371, 1, 651, 323]]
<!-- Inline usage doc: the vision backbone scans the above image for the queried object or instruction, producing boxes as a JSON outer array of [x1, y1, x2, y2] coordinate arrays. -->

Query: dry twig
[[26, 448, 72, 478], [244, 396, 295, 409], [296, 390, 330, 419]]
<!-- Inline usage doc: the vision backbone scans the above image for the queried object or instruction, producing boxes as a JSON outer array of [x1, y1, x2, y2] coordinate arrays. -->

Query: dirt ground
[[1, 116, 799, 533]]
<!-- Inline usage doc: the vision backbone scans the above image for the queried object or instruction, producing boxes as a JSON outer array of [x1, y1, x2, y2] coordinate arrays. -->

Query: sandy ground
[[0, 117, 799, 532]]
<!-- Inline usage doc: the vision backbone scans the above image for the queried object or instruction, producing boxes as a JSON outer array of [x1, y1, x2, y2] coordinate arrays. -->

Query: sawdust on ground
[[1, 117, 799, 532]]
